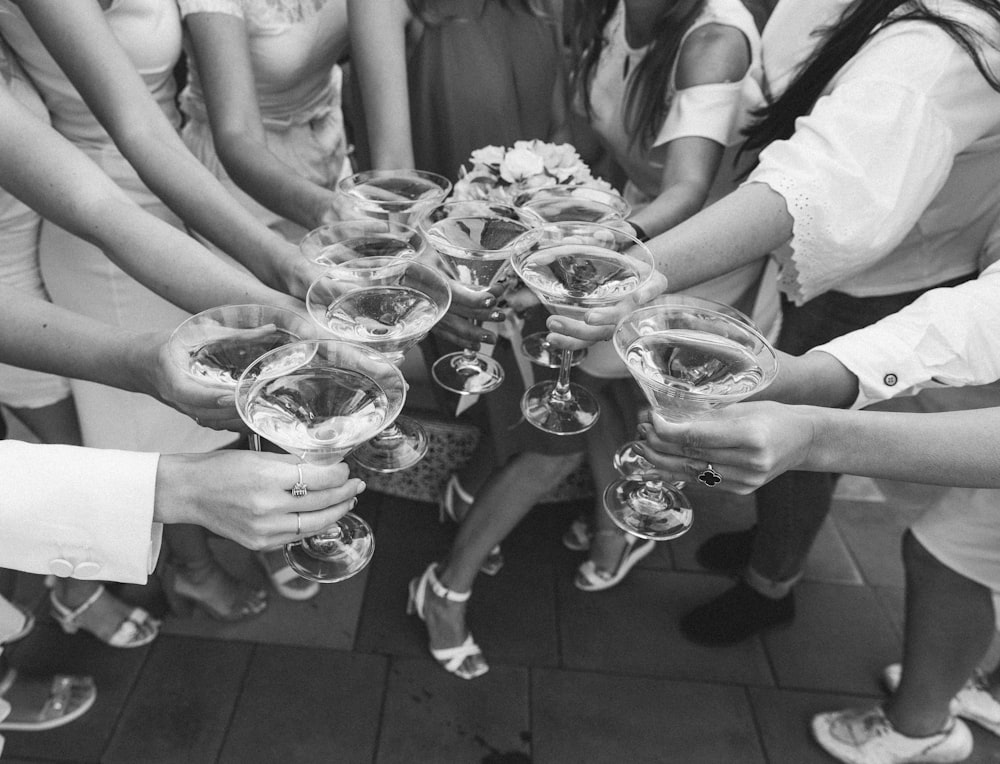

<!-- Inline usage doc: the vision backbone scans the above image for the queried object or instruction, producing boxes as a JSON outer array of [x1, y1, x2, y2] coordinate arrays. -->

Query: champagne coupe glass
[[236, 339, 406, 583], [513, 189, 631, 367], [511, 221, 655, 435], [514, 185, 631, 225], [168, 304, 314, 453], [338, 169, 451, 226], [299, 219, 424, 265], [306, 256, 451, 472], [423, 208, 541, 395], [603, 296, 778, 541]]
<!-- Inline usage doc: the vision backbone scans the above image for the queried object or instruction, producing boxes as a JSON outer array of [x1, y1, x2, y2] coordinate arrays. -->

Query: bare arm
[[17, 0, 314, 297], [183, 12, 349, 231], [0, 77, 304, 316], [347, 0, 415, 168]]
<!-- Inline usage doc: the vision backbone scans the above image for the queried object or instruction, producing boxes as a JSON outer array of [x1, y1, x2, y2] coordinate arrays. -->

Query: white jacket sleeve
[[0, 441, 161, 583], [811, 260, 1000, 408]]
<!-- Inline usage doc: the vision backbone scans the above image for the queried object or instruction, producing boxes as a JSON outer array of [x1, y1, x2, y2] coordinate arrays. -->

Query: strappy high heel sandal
[[438, 474, 504, 577], [574, 531, 656, 592], [162, 560, 267, 622], [561, 514, 592, 552], [48, 583, 159, 648], [406, 563, 488, 680]]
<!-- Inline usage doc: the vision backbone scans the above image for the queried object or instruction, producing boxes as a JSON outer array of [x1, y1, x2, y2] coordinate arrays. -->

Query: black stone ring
[[697, 464, 722, 487]]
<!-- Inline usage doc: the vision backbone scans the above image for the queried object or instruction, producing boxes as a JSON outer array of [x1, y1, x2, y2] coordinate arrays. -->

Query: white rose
[[499, 145, 545, 183], [469, 145, 506, 167]]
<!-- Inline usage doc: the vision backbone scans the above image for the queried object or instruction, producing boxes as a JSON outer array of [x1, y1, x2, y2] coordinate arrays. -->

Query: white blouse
[[749, 0, 1000, 305]]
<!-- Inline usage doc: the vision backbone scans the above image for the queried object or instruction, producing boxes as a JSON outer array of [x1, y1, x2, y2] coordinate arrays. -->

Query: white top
[[177, 0, 347, 127], [0, 440, 162, 584], [814, 255, 1000, 409], [582, 0, 764, 201], [748, 0, 1000, 305]]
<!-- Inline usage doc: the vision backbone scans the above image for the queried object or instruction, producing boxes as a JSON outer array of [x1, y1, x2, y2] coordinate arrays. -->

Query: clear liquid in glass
[[426, 216, 532, 288], [244, 367, 388, 458], [345, 176, 446, 215], [321, 285, 440, 355], [188, 327, 300, 388], [519, 247, 641, 315]]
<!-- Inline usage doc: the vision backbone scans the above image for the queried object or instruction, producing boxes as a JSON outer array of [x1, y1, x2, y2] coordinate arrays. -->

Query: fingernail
[[480, 333, 491, 342], [637, 424, 651, 437], [356, 480, 367, 493], [217, 394, 235, 406], [549, 319, 564, 332], [351, 497, 358, 508], [483, 296, 495, 308], [489, 311, 504, 321]]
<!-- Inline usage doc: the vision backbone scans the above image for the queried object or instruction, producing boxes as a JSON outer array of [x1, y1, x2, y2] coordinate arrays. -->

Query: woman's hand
[[155, 451, 367, 550], [431, 279, 507, 348], [544, 268, 669, 349], [633, 402, 818, 494]]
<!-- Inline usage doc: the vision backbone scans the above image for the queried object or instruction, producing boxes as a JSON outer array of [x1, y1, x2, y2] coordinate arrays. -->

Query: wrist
[[628, 220, 651, 243]]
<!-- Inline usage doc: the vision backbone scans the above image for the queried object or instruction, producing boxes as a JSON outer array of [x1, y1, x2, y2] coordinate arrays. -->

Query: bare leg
[[421, 450, 582, 674], [885, 530, 995, 736]]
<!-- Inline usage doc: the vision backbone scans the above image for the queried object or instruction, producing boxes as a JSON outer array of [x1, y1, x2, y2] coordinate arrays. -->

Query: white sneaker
[[883, 663, 1000, 737], [811, 706, 972, 764]]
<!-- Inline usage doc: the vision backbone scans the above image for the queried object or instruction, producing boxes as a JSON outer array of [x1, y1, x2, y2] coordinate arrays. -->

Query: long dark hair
[[743, 0, 1000, 154], [408, 0, 548, 26], [572, 0, 706, 150]]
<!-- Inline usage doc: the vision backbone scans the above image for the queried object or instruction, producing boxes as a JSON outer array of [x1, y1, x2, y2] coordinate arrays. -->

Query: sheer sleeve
[[747, 20, 1000, 304], [177, 0, 244, 18], [812, 261, 1000, 408]]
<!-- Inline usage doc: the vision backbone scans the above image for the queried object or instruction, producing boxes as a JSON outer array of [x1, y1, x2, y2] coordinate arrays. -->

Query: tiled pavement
[[5, 462, 1000, 762]]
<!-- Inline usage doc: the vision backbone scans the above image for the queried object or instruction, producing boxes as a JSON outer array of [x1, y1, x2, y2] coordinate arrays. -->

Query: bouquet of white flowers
[[451, 140, 615, 203]]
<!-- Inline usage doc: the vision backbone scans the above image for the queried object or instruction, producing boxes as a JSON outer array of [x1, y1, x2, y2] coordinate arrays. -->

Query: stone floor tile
[[0, 621, 149, 763], [101, 635, 253, 763], [219, 645, 387, 764], [831, 499, 915, 588], [669, 487, 757, 574], [376, 657, 529, 763], [802, 517, 866, 585], [558, 570, 774, 685], [763, 581, 901, 695], [532, 667, 765, 764], [873, 584, 906, 639]]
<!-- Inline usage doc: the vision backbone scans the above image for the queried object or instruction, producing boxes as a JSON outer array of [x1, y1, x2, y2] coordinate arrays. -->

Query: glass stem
[[551, 348, 574, 404], [459, 319, 483, 364]]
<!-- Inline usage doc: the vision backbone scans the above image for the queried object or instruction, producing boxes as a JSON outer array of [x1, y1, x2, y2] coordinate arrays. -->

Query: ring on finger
[[697, 463, 723, 487], [291, 463, 308, 498]]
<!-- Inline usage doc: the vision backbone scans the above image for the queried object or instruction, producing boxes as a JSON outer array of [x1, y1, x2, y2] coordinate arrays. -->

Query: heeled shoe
[[256, 551, 320, 601], [406, 563, 488, 680], [162, 561, 267, 622], [574, 531, 656, 592], [0, 668, 96, 732], [561, 514, 592, 552], [48, 584, 159, 648], [438, 474, 505, 577], [5, 602, 35, 644]]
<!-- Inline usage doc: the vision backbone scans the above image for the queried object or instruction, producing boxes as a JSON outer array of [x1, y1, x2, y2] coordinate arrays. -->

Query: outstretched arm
[[16, 0, 315, 297], [183, 11, 350, 231]]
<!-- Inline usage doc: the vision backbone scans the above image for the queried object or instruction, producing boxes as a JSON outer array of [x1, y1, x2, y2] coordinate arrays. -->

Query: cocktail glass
[[511, 221, 654, 435], [514, 185, 631, 225], [299, 219, 424, 265], [423, 210, 541, 395], [604, 296, 778, 541], [236, 339, 406, 583], [306, 257, 451, 472], [338, 169, 451, 226]]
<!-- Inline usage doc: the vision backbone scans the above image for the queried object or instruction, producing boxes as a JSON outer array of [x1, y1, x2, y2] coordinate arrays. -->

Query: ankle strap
[[50, 583, 106, 621], [427, 565, 470, 603]]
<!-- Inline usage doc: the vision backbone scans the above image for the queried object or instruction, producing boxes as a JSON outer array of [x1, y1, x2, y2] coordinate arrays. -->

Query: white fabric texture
[[813, 259, 1000, 409], [0, 440, 161, 583], [749, 0, 1000, 304], [0, 0, 237, 454]]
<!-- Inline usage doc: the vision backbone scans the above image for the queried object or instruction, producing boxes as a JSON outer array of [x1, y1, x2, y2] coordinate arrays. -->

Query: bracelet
[[628, 220, 650, 242]]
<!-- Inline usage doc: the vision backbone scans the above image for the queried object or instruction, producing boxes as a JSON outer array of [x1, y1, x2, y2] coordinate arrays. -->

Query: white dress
[[577, 0, 776, 376], [0, 39, 69, 409], [0, 0, 235, 453], [178, 0, 350, 244]]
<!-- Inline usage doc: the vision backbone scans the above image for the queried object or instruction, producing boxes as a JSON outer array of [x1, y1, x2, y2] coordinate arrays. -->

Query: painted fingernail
[[489, 311, 504, 321], [483, 296, 495, 308], [549, 319, 564, 332], [480, 333, 491, 342], [356, 480, 367, 493]]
